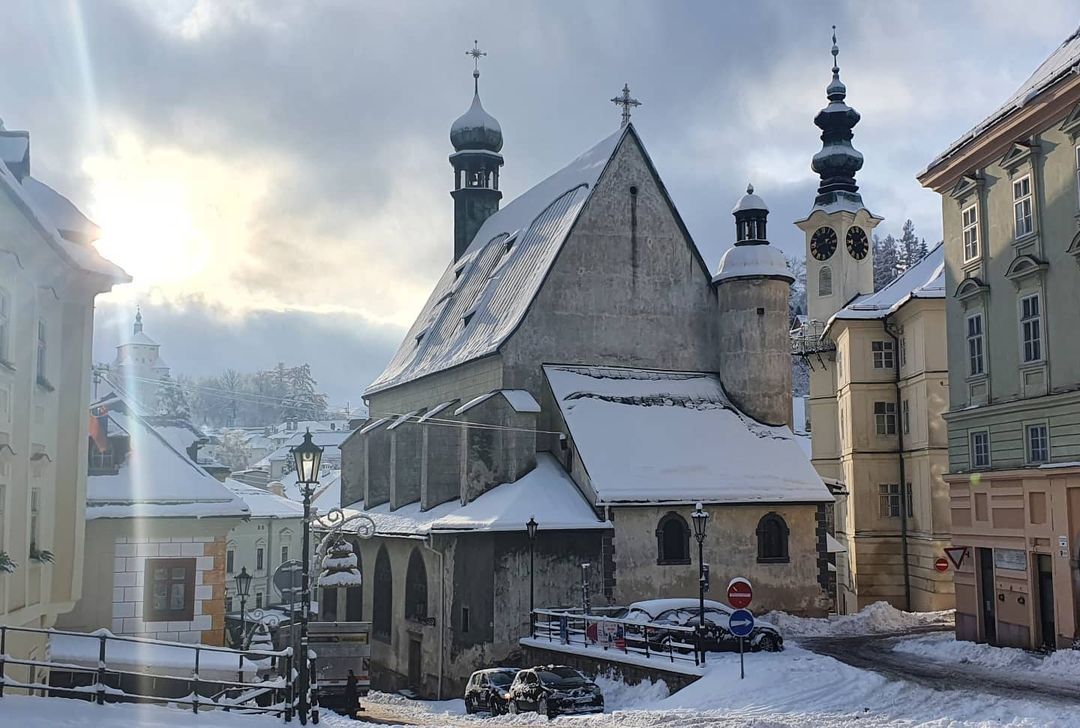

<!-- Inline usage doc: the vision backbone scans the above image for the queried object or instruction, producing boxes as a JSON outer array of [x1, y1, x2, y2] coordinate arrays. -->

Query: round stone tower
[[713, 184, 794, 427]]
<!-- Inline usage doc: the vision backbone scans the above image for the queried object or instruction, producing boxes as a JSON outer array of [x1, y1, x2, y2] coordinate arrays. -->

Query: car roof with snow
[[627, 598, 731, 617]]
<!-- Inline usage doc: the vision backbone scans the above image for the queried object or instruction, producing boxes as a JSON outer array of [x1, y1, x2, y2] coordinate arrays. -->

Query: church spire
[[810, 26, 864, 210], [133, 306, 143, 335]]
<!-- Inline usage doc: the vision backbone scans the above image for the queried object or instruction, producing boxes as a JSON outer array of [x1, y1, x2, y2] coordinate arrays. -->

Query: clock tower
[[796, 29, 881, 324]]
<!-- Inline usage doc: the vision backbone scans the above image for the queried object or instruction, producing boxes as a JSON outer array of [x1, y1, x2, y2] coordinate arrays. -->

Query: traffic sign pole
[[739, 636, 744, 679]]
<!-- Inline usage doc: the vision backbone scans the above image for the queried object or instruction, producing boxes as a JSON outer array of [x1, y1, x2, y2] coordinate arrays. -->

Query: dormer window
[[1013, 175, 1034, 238], [462, 311, 475, 328]]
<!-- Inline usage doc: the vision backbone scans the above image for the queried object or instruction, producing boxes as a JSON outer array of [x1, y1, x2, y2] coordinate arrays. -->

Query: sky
[[2, 0, 1075, 408]]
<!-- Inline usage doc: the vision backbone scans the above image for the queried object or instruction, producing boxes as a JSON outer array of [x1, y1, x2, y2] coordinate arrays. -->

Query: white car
[[624, 598, 783, 652]]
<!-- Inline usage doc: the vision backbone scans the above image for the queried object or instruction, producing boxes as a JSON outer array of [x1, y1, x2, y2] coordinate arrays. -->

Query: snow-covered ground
[[893, 630, 1080, 680], [761, 599, 954, 637]]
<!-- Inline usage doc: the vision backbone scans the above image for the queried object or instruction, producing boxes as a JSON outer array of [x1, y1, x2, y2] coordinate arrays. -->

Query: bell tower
[[449, 41, 504, 261], [795, 28, 881, 324]]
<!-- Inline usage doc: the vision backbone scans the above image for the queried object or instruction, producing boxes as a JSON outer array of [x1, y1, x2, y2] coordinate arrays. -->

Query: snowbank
[[761, 600, 954, 637], [893, 631, 1080, 679]]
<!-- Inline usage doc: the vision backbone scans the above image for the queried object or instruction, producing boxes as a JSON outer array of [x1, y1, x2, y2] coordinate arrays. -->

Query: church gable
[[502, 127, 720, 388]]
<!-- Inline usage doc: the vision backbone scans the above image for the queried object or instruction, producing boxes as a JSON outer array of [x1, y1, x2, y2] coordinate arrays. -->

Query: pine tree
[[787, 255, 807, 320], [873, 234, 901, 291], [898, 219, 922, 271], [156, 372, 191, 419], [217, 429, 252, 471], [318, 538, 362, 588]]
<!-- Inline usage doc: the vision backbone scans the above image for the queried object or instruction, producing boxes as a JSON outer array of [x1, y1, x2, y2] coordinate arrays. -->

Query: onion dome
[[811, 27, 864, 207], [450, 74, 503, 152], [731, 182, 768, 214], [714, 183, 793, 284]]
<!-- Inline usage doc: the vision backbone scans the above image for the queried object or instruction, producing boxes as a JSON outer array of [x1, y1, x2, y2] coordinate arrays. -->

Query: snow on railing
[[0, 623, 315, 723], [529, 608, 703, 668]]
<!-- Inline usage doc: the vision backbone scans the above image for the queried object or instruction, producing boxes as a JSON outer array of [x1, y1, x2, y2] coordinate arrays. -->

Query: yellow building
[[793, 34, 952, 612]]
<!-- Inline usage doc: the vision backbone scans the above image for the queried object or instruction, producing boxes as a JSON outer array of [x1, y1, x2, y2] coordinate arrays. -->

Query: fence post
[[96, 634, 107, 706], [284, 650, 294, 723], [0, 625, 6, 699], [309, 655, 319, 725], [192, 647, 200, 714]]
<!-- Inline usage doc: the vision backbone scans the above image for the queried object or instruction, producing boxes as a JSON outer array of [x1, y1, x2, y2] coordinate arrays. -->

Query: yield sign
[[944, 546, 969, 569]]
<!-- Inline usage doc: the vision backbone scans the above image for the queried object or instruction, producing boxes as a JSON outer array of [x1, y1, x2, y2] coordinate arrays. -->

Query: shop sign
[[993, 548, 1027, 572]]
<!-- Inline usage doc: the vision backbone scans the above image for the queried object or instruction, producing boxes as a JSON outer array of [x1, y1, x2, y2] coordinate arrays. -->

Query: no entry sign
[[934, 557, 949, 572], [727, 577, 753, 609]]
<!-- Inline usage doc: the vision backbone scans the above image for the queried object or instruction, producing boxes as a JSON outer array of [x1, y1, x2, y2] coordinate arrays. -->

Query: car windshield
[[489, 672, 513, 686], [537, 668, 586, 687]]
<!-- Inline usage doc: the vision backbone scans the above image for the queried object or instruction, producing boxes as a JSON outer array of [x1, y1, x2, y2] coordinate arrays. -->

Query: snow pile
[[593, 671, 669, 709], [761, 601, 954, 637], [893, 632, 1080, 679]]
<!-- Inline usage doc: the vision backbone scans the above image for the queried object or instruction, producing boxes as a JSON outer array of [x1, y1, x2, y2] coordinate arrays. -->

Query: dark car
[[506, 665, 604, 718], [463, 667, 517, 714]]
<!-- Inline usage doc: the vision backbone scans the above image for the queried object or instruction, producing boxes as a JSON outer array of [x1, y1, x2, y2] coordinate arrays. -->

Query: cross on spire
[[467, 40, 486, 93], [610, 83, 641, 128]]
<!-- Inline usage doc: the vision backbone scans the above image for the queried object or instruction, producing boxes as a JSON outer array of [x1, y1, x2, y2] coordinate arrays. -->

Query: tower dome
[[714, 183, 792, 283], [810, 27, 864, 209], [450, 77, 503, 152]]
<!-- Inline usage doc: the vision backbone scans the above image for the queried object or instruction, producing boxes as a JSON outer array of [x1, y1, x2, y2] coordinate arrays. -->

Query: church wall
[[363, 423, 391, 508], [421, 418, 461, 509], [390, 421, 422, 509], [364, 356, 503, 422], [339, 432, 363, 508], [459, 395, 536, 503], [502, 133, 720, 397], [610, 504, 830, 615]]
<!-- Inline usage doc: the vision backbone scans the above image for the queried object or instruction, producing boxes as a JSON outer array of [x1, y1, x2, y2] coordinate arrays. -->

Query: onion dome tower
[[714, 184, 794, 428], [811, 28, 864, 209], [450, 41, 504, 261]]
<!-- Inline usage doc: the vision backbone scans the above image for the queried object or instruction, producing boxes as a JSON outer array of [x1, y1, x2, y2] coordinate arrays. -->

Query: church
[[336, 45, 836, 696]]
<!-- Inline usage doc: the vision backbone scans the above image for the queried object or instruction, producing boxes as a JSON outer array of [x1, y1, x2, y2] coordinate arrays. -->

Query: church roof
[[543, 365, 832, 506], [365, 126, 628, 395], [923, 25, 1080, 175], [827, 242, 944, 328]]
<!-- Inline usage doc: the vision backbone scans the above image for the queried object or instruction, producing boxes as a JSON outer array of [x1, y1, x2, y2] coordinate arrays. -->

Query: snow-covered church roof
[[544, 365, 831, 506], [87, 394, 249, 520], [827, 242, 944, 328], [365, 127, 628, 395]]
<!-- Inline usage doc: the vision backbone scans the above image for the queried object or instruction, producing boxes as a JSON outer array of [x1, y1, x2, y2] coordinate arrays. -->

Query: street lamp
[[292, 430, 323, 725], [526, 517, 538, 614], [691, 502, 709, 664], [235, 566, 253, 649]]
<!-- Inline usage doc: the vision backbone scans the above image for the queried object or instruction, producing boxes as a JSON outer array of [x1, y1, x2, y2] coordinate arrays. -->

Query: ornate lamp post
[[691, 502, 709, 664], [235, 566, 253, 649], [526, 517, 538, 614], [292, 430, 323, 725]]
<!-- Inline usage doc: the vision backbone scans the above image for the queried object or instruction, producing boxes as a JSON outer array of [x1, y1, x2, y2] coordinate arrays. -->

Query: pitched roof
[[544, 365, 831, 506], [827, 243, 944, 327], [224, 478, 306, 519], [924, 25, 1080, 174], [365, 127, 627, 395]]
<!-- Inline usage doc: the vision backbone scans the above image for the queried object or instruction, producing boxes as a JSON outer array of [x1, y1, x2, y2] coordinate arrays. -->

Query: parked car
[[464, 667, 518, 714], [506, 665, 604, 718], [625, 598, 783, 652]]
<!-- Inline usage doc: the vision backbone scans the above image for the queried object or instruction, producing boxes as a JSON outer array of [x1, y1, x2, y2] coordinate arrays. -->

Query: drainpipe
[[884, 316, 912, 611], [423, 537, 445, 700]]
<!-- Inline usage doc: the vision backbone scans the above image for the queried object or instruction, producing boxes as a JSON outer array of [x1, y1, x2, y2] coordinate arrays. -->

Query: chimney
[[268, 481, 285, 497]]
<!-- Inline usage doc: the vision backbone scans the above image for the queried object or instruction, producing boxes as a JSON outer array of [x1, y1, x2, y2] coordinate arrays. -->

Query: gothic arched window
[[756, 513, 790, 563], [656, 512, 691, 565], [404, 548, 428, 621], [818, 266, 833, 296], [373, 546, 393, 641]]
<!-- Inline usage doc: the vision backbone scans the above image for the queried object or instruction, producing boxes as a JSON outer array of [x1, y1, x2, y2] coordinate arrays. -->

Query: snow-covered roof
[[149, 421, 206, 460], [327, 453, 608, 537], [224, 479, 306, 519], [731, 184, 767, 213], [126, 331, 160, 347], [924, 25, 1080, 174], [544, 365, 831, 505], [712, 243, 793, 284], [365, 127, 627, 395], [87, 397, 249, 520], [0, 133, 28, 166], [827, 243, 944, 328], [453, 389, 541, 416], [0, 151, 127, 281], [253, 431, 348, 468]]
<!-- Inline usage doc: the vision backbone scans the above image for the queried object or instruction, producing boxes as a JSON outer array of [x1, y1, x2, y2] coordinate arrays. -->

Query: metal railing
[[790, 319, 836, 356], [0, 624, 320, 723], [529, 608, 702, 668]]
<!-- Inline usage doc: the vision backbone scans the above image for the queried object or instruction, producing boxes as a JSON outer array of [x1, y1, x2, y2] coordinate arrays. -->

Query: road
[[801, 627, 1080, 706]]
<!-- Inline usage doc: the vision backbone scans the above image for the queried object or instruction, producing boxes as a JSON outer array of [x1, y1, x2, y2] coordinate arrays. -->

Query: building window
[[902, 399, 910, 435], [1026, 423, 1049, 464], [1013, 175, 1034, 238], [256, 546, 265, 571], [405, 548, 428, 621], [144, 558, 196, 621], [36, 320, 47, 384], [899, 337, 907, 369], [281, 545, 289, 563], [967, 313, 985, 376], [961, 204, 980, 261], [756, 513, 789, 563], [1020, 294, 1042, 363], [872, 341, 895, 369], [29, 488, 40, 555], [461, 606, 470, 634], [818, 266, 833, 296], [0, 288, 9, 362], [372, 546, 392, 642], [879, 484, 903, 518], [226, 548, 235, 574], [655, 512, 691, 565], [226, 596, 233, 613], [874, 401, 897, 436], [970, 430, 990, 469], [255, 592, 263, 608]]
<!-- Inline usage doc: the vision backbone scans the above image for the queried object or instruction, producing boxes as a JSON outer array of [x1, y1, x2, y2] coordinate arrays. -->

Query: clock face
[[810, 227, 837, 261], [846, 226, 869, 260]]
